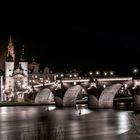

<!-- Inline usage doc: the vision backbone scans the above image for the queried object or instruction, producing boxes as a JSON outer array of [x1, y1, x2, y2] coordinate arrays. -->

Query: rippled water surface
[[0, 105, 139, 140]]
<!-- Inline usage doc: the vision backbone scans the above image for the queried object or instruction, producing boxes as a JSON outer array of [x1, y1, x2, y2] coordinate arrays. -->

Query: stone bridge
[[33, 77, 140, 110]]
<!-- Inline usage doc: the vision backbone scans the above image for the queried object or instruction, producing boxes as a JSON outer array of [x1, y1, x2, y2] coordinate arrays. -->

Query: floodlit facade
[[1, 36, 55, 102], [4, 36, 29, 102]]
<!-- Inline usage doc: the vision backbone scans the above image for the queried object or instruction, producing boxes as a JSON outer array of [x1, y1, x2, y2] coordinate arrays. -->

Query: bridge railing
[[33, 77, 133, 87], [60, 77, 133, 82]]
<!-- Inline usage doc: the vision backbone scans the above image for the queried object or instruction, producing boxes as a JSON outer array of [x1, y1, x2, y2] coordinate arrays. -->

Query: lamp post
[[89, 71, 93, 76], [133, 68, 138, 79], [103, 71, 108, 77], [95, 71, 100, 77], [110, 71, 114, 77]]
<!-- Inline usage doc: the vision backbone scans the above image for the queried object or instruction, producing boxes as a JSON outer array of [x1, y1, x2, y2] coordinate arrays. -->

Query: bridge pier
[[54, 96, 63, 107], [54, 89, 64, 107], [87, 88, 100, 109], [131, 88, 140, 111]]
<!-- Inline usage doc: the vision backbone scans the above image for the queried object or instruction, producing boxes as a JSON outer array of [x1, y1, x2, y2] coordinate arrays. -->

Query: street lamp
[[103, 71, 108, 77], [110, 71, 114, 76], [95, 71, 100, 76], [89, 71, 93, 76], [74, 74, 77, 77], [133, 68, 138, 78], [60, 74, 64, 77]]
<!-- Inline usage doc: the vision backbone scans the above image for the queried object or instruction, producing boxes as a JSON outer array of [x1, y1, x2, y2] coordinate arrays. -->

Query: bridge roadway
[[34, 77, 133, 88]]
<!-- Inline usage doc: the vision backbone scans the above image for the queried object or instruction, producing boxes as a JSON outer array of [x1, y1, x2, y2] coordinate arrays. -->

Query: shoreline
[[0, 102, 55, 106]]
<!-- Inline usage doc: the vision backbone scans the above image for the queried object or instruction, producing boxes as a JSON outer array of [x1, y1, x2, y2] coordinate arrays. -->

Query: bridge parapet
[[60, 77, 132, 82]]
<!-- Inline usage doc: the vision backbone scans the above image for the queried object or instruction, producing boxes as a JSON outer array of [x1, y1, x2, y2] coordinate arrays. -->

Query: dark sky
[[0, 2, 140, 76]]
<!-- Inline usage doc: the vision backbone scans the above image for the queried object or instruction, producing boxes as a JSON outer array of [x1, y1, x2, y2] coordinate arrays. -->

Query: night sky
[[0, 3, 140, 76]]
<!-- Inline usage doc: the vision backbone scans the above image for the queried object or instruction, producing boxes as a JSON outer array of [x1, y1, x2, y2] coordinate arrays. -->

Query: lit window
[[60, 74, 64, 77], [73, 82, 77, 85], [89, 71, 93, 76]]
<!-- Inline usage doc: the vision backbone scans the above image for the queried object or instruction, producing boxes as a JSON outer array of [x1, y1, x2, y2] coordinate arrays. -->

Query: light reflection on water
[[76, 104, 92, 116], [0, 105, 140, 140], [117, 112, 130, 134]]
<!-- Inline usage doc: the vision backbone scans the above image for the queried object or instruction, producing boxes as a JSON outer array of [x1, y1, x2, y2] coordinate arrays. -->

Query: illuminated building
[[0, 36, 56, 102], [4, 36, 29, 101]]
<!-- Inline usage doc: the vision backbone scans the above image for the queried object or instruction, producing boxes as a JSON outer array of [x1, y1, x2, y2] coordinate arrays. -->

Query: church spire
[[21, 45, 25, 57], [9, 35, 12, 44], [6, 35, 15, 61]]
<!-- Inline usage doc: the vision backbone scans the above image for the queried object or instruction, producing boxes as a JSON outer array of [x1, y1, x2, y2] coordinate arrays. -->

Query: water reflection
[[76, 104, 92, 116], [0, 105, 139, 140], [117, 112, 130, 134], [129, 112, 140, 140], [0, 105, 92, 140]]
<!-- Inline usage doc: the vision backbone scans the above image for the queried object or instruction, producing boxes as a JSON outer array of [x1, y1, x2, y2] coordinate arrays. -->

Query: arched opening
[[76, 88, 88, 104], [99, 84, 123, 108], [99, 83, 133, 109], [35, 88, 55, 104], [63, 85, 87, 107], [113, 84, 133, 109]]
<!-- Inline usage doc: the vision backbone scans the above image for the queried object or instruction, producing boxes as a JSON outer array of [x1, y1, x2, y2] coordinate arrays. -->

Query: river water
[[0, 105, 139, 140]]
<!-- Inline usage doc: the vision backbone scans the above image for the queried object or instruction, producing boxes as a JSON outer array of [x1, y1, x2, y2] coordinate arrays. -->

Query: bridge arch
[[98, 83, 123, 108], [35, 88, 54, 104], [63, 85, 87, 107]]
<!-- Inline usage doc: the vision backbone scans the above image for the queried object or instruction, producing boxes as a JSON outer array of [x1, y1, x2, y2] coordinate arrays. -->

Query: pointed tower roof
[[9, 35, 12, 45], [6, 35, 14, 62], [8, 35, 14, 50], [6, 53, 13, 61]]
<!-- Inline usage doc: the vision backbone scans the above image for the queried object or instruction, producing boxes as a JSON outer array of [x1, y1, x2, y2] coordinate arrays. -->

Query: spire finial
[[8, 35, 13, 46]]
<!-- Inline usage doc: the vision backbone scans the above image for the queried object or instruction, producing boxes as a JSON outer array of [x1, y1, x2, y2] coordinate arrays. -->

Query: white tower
[[19, 46, 28, 86], [5, 36, 15, 93]]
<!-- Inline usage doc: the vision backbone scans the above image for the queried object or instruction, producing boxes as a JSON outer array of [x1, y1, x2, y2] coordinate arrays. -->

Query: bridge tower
[[4, 36, 29, 102], [5, 35, 15, 100], [19, 46, 28, 86]]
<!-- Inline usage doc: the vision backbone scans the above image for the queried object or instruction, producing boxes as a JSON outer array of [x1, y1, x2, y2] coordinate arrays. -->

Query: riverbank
[[0, 102, 55, 106]]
